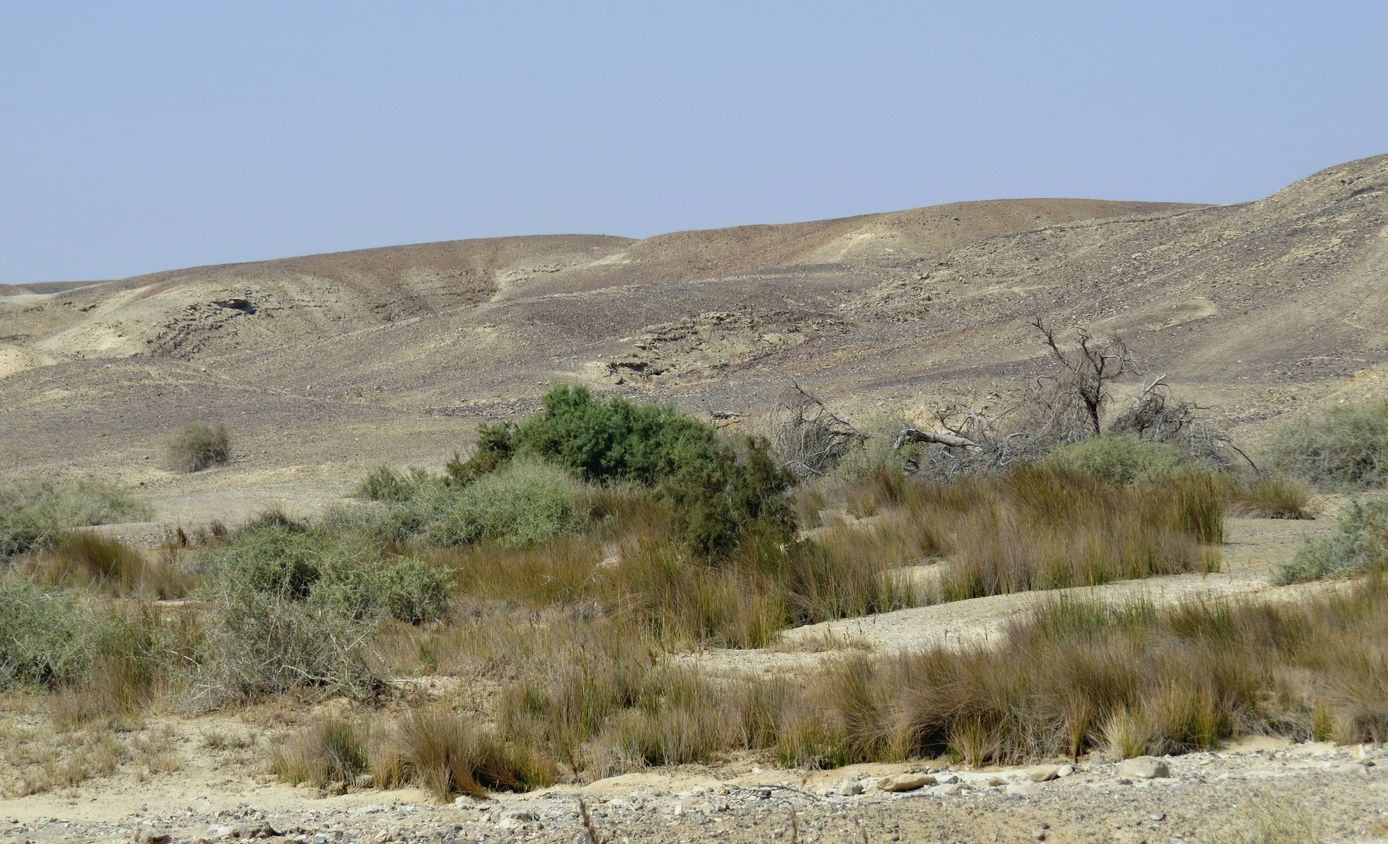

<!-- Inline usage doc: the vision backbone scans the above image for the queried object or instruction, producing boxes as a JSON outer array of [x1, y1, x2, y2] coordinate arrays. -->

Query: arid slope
[[1, 155, 1385, 515]]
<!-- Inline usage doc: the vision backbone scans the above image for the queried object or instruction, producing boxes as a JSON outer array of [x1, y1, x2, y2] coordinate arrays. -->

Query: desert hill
[[1, 155, 1385, 518]]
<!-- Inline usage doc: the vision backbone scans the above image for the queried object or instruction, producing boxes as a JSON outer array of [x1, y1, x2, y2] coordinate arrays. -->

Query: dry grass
[[370, 707, 555, 799], [274, 717, 369, 788], [28, 531, 190, 598], [1226, 474, 1315, 520]]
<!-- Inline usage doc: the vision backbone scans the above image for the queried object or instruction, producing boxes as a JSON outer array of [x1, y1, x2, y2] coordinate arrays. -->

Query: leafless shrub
[[768, 383, 866, 479]]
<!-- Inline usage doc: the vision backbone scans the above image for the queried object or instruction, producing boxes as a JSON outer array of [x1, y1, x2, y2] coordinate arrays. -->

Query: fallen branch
[[894, 428, 983, 451]]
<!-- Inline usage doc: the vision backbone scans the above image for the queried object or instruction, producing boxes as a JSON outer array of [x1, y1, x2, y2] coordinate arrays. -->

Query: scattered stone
[[877, 773, 935, 793], [1119, 756, 1171, 780]]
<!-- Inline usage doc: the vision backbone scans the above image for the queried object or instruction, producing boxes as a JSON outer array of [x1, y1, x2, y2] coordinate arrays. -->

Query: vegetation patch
[[1267, 398, 1388, 490], [1276, 498, 1388, 584], [165, 421, 232, 473], [0, 477, 152, 557]]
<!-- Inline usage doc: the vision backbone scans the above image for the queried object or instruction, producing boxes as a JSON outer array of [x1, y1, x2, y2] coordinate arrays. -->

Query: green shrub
[[660, 437, 795, 558], [1044, 434, 1183, 485], [165, 422, 232, 473], [0, 477, 153, 557], [1267, 399, 1388, 490], [377, 557, 451, 624], [1275, 498, 1388, 584], [447, 386, 796, 557]]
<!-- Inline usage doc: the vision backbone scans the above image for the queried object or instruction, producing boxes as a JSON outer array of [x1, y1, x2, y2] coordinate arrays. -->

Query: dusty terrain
[[3, 153, 1388, 842]]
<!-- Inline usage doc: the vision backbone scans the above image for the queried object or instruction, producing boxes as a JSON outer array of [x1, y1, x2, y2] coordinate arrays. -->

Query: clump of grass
[[273, 717, 369, 788], [1266, 398, 1388, 490], [1227, 474, 1314, 520], [0, 477, 153, 557], [932, 466, 1223, 602], [1275, 498, 1387, 584], [370, 708, 554, 800], [165, 422, 231, 473], [29, 532, 189, 598]]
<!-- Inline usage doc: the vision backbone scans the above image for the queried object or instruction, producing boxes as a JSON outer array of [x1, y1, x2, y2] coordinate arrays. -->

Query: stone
[[1028, 766, 1060, 783], [1056, 764, 1075, 778], [987, 777, 1008, 787], [1005, 782, 1040, 797], [929, 783, 963, 797], [835, 778, 864, 796], [1118, 756, 1170, 779], [936, 774, 959, 785], [877, 773, 935, 792]]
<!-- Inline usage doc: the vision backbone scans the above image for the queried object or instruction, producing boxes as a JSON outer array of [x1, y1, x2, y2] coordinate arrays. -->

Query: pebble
[[1119, 756, 1171, 780], [877, 773, 935, 793]]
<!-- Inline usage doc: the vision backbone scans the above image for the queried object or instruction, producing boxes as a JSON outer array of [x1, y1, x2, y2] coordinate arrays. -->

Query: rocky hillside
[[1, 155, 1384, 501]]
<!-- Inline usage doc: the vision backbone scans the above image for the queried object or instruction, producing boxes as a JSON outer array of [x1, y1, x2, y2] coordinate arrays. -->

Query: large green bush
[[1267, 398, 1388, 490], [0, 477, 153, 557], [449, 386, 795, 557], [1275, 498, 1388, 584]]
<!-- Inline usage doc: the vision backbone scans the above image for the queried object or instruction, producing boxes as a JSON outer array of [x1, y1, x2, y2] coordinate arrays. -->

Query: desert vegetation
[[9, 368, 1385, 807], [165, 421, 232, 473]]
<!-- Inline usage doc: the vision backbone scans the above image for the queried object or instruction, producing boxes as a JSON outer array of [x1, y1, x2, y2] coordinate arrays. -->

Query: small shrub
[[376, 557, 450, 624], [354, 466, 441, 502], [1043, 434, 1182, 485], [1275, 498, 1388, 584], [1266, 398, 1388, 490], [0, 577, 91, 688], [165, 422, 231, 473], [0, 477, 153, 557]]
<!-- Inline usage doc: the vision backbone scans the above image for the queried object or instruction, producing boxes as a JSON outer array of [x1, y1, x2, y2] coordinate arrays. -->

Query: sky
[[3, 2, 1387, 284]]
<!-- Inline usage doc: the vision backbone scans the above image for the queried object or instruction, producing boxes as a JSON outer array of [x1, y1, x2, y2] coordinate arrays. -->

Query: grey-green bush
[[166, 422, 232, 473], [1266, 399, 1388, 490], [1043, 434, 1183, 485], [425, 459, 588, 548], [0, 477, 153, 557], [1275, 498, 1388, 584]]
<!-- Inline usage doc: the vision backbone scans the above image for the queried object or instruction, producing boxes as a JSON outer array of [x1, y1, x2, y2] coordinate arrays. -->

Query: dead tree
[[768, 382, 867, 479], [1029, 317, 1132, 439]]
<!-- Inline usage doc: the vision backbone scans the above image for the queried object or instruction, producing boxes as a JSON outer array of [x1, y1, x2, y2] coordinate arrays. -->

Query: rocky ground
[[4, 741, 1386, 843]]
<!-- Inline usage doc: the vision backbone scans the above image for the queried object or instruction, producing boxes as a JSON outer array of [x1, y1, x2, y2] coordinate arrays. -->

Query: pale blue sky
[[3, 1, 1386, 284]]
